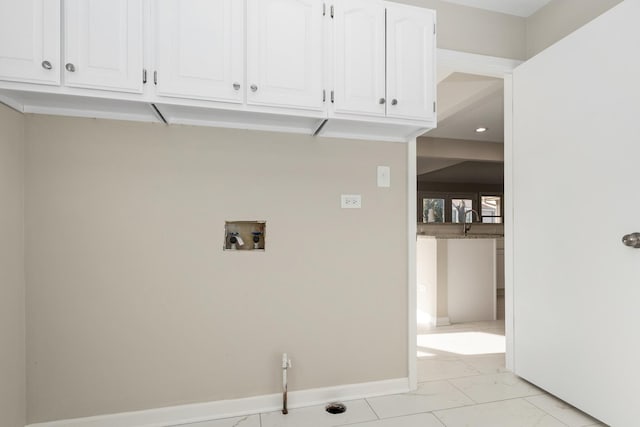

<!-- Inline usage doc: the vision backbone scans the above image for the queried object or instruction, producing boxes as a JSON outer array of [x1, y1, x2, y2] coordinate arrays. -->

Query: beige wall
[[390, 0, 527, 59], [526, 0, 623, 58], [25, 115, 408, 423], [0, 104, 26, 427], [391, 0, 623, 61]]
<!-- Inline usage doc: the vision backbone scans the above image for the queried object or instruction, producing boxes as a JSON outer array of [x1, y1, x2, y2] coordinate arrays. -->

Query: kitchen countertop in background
[[417, 233, 504, 239]]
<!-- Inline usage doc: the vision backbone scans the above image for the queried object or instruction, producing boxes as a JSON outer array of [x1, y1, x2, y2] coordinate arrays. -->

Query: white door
[[64, 0, 143, 93], [0, 0, 60, 85], [386, 4, 435, 122], [512, 2, 639, 425], [154, 0, 243, 103], [332, 0, 385, 117], [246, 0, 324, 111]]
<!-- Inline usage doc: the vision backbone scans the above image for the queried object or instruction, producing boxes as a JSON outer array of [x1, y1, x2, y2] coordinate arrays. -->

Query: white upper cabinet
[[154, 0, 244, 103], [0, 1, 435, 139], [246, 0, 324, 111], [0, 0, 60, 85], [386, 4, 435, 122], [331, 0, 436, 123], [64, 0, 144, 93], [333, 0, 386, 117]]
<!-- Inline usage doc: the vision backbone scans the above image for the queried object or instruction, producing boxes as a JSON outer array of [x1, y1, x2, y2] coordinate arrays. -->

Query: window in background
[[481, 195, 502, 223], [423, 198, 445, 223], [452, 199, 473, 223]]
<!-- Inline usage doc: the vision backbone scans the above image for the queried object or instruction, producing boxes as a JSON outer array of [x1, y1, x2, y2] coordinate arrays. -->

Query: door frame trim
[[409, 49, 522, 389]]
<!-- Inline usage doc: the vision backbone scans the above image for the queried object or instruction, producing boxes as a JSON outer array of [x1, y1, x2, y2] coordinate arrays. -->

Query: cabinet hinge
[[331, 90, 334, 103], [323, 3, 326, 16], [323, 89, 326, 103], [433, 101, 436, 113], [153, 70, 158, 85], [142, 69, 147, 84], [434, 23, 436, 35], [330, 5, 334, 18]]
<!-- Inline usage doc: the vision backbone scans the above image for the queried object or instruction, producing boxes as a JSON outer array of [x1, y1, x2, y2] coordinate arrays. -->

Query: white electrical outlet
[[341, 194, 362, 209], [377, 166, 391, 188]]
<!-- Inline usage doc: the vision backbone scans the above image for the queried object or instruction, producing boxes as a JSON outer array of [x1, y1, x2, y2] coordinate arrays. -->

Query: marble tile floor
[[173, 321, 607, 427]]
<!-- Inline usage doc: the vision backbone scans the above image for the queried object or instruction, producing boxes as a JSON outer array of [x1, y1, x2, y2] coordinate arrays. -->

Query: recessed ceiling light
[[475, 127, 488, 133]]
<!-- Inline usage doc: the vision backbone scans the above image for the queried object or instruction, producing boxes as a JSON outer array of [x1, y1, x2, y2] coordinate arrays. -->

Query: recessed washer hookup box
[[224, 221, 266, 251]]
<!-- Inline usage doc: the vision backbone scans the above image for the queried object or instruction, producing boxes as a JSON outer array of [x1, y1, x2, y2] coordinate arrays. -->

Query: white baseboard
[[27, 378, 409, 427], [436, 317, 451, 326]]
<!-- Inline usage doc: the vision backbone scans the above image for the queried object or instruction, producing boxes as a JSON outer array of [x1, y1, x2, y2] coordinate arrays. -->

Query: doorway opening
[[416, 72, 506, 378], [408, 51, 520, 388], [418, 72, 505, 325]]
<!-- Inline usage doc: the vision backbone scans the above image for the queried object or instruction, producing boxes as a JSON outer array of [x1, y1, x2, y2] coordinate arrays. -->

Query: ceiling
[[426, 73, 504, 143], [418, 161, 504, 185], [438, 0, 551, 17], [417, 73, 505, 184]]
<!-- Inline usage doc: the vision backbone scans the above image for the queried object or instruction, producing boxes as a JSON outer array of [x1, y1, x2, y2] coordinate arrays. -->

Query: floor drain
[[325, 402, 347, 414]]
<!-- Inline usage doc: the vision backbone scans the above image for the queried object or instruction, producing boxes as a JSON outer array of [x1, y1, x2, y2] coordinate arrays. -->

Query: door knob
[[391, 99, 398, 106], [622, 232, 640, 248], [379, 98, 386, 104], [250, 84, 258, 92], [233, 82, 241, 90], [65, 63, 76, 72], [41, 60, 52, 70]]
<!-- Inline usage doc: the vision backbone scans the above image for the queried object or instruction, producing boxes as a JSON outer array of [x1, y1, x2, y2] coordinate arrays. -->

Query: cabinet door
[[246, 0, 324, 111], [0, 0, 60, 85], [333, 0, 385, 117], [64, 0, 143, 93], [154, 0, 243, 103], [386, 4, 435, 121]]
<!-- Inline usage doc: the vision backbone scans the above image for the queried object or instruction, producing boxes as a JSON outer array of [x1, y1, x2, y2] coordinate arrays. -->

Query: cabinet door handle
[[41, 60, 52, 70], [379, 98, 386, 104], [65, 63, 76, 72], [233, 82, 241, 90], [250, 84, 258, 92], [391, 99, 398, 106]]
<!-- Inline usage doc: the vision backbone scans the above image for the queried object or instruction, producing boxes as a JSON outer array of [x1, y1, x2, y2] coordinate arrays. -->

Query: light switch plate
[[377, 166, 390, 188], [341, 194, 362, 209]]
